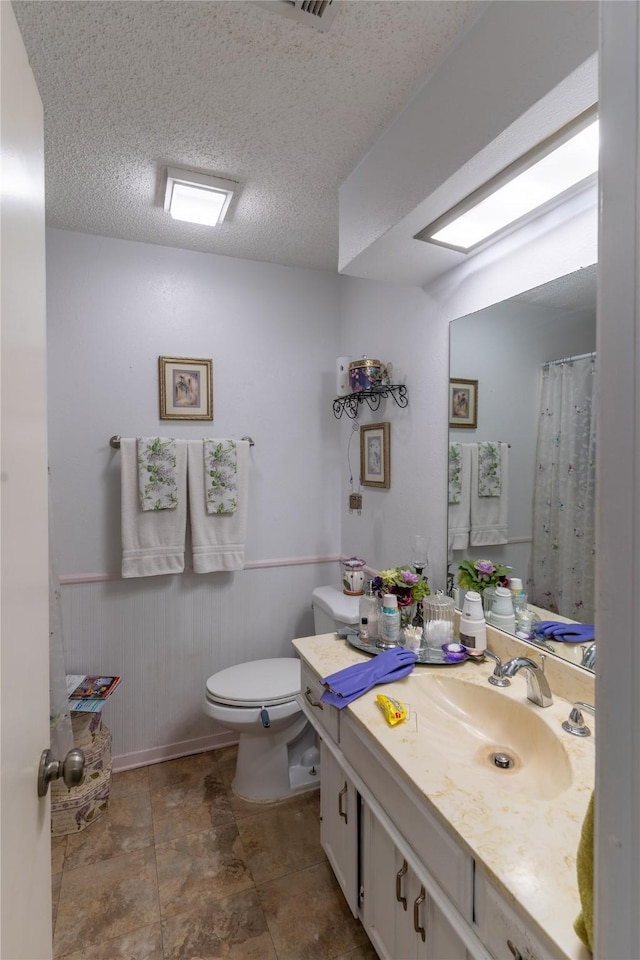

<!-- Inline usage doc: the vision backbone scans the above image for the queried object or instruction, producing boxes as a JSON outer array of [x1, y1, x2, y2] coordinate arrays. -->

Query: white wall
[[47, 230, 342, 574], [449, 298, 596, 579], [46, 229, 342, 763], [338, 277, 449, 590]]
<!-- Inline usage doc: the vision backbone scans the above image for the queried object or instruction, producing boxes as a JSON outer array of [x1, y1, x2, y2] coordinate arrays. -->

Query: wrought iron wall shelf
[[332, 384, 408, 420]]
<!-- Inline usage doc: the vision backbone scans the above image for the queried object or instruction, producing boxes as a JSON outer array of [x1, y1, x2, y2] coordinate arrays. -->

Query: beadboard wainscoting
[[61, 561, 339, 768]]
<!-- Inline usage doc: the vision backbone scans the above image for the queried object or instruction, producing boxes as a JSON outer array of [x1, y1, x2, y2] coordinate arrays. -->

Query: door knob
[[37, 747, 85, 797]]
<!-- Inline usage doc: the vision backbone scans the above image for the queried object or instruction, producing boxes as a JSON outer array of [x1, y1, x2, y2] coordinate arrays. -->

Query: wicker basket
[[50, 767, 112, 837], [50, 716, 113, 836], [70, 710, 103, 749]]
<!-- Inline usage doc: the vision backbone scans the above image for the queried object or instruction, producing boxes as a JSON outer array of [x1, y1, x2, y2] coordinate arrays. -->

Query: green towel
[[574, 791, 594, 952]]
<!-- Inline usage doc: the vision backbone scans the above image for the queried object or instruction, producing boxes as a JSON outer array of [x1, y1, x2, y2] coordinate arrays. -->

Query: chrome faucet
[[501, 655, 553, 707], [581, 642, 596, 671], [483, 648, 510, 688]]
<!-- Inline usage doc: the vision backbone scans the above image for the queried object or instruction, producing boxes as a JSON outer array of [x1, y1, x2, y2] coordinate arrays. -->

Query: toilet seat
[[205, 657, 301, 708]]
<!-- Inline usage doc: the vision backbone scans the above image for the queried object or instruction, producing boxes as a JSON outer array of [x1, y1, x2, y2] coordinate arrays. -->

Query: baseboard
[[112, 732, 238, 772]]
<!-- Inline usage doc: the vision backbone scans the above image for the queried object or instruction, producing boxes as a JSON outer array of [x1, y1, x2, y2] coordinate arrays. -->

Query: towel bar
[[109, 435, 254, 449]]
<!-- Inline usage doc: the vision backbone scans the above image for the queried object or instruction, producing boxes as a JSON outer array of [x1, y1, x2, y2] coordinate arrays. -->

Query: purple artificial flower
[[475, 560, 496, 576], [400, 570, 419, 585]]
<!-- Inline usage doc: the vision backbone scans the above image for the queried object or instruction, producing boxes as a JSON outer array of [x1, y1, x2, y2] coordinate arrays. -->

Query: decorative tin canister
[[348, 358, 382, 393]]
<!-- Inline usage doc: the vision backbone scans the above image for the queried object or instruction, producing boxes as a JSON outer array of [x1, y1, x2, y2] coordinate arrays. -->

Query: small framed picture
[[159, 356, 213, 420], [449, 378, 478, 429], [360, 422, 390, 489]]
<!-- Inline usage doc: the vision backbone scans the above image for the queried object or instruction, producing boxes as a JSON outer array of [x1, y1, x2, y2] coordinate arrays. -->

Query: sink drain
[[491, 752, 515, 770]]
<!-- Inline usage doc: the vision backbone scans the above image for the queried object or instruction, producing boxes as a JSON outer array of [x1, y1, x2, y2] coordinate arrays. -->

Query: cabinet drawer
[[299, 661, 340, 743], [473, 868, 557, 960]]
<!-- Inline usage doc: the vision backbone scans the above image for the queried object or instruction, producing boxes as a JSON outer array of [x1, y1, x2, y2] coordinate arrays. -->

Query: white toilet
[[203, 585, 359, 803]]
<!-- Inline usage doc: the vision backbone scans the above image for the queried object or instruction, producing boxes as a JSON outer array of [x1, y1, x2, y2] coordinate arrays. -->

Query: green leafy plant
[[457, 559, 510, 592]]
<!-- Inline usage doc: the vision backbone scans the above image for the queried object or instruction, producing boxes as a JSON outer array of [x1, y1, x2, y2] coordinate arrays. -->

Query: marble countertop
[[292, 632, 595, 960]]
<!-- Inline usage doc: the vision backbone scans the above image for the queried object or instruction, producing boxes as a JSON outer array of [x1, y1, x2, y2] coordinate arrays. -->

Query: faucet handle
[[484, 648, 510, 688], [562, 701, 595, 737]]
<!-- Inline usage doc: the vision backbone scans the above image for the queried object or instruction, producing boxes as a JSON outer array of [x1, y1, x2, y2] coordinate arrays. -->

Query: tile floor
[[51, 747, 378, 960]]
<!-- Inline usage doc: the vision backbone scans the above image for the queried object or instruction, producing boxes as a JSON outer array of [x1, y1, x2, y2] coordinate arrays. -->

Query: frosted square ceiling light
[[415, 106, 598, 253], [164, 167, 236, 226]]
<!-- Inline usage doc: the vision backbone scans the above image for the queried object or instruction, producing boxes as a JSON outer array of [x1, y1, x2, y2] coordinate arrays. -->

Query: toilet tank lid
[[312, 585, 360, 624], [206, 657, 301, 705]]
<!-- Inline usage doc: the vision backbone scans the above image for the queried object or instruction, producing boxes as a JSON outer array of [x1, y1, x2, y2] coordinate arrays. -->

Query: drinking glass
[[411, 535, 429, 575]]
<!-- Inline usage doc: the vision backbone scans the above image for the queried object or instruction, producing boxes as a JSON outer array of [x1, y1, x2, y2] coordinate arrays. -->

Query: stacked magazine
[[66, 675, 122, 713]]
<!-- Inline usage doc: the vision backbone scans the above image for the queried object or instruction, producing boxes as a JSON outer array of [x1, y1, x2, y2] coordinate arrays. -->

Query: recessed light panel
[[416, 109, 599, 253], [164, 168, 236, 227]]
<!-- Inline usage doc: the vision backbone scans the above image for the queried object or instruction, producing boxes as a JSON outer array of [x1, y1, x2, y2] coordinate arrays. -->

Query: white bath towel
[[188, 439, 250, 572], [470, 442, 509, 545], [448, 443, 472, 555], [121, 438, 187, 577]]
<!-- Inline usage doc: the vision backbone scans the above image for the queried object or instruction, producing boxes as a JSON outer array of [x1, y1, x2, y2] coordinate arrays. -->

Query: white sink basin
[[410, 674, 572, 801]]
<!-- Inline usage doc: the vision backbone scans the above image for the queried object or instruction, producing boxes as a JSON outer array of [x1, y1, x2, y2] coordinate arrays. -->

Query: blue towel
[[321, 648, 417, 709]]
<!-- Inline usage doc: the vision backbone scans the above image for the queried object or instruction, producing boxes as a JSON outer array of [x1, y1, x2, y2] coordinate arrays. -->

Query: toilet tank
[[312, 586, 360, 634]]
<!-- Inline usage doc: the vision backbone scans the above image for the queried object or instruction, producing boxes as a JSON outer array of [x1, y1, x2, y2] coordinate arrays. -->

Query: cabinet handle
[[413, 885, 426, 943], [305, 686, 324, 710], [395, 860, 408, 911], [338, 782, 348, 824], [507, 940, 524, 960]]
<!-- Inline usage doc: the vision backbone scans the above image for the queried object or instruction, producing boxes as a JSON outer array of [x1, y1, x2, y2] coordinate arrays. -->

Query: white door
[[0, 4, 52, 958]]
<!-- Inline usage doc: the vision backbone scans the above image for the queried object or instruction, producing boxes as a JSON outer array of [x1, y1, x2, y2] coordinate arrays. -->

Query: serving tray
[[345, 631, 467, 666]]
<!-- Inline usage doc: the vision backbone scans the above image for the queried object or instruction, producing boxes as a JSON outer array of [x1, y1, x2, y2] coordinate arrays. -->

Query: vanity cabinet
[[310, 705, 485, 958], [297, 649, 567, 960]]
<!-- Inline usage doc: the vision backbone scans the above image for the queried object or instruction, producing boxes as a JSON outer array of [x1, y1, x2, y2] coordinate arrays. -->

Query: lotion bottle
[[380, 594, 400, 645]]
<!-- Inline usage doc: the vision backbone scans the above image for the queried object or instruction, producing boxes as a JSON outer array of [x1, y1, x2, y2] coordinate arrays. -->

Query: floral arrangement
[[457, 559, 509, 593], [372, 567, 431, 608]]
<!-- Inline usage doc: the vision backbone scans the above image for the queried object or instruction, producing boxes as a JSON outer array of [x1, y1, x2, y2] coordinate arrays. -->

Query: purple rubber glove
[[320, 648, 417, 709], [535, 621, 595, 643]]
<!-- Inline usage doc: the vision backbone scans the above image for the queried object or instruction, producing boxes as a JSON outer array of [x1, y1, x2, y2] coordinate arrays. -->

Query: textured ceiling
[[13, 0, 485, 272], [512, 264, 597, 315]]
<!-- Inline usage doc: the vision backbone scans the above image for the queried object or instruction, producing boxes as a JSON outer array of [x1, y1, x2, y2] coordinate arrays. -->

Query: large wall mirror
[[448, 264, 597, 672]]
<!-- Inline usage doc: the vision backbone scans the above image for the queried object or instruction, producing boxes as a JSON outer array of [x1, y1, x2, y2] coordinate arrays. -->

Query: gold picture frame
[[159, 356, 213, 420], [360, 422, 390, 488], [449, 378, 478, 429]]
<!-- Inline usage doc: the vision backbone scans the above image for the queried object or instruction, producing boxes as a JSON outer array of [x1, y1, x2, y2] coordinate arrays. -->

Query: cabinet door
[[362, 799, 472, 960], [319, 740, 359, 916], [408, 871, 471, 960], [426, 897, 471, 960], [474, 867, 554, 960], [361, 802, 415, 960]]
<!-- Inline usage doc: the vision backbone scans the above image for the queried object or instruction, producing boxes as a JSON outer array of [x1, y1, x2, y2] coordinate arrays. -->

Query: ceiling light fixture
[[164, 167, 236, 226], [415, 105, 599, 254]]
